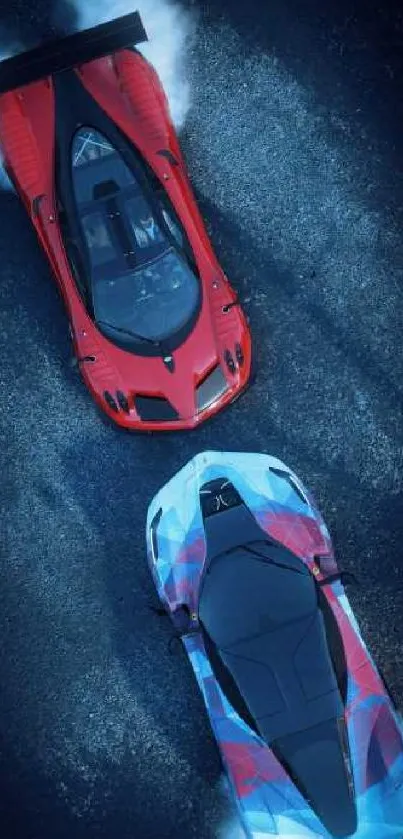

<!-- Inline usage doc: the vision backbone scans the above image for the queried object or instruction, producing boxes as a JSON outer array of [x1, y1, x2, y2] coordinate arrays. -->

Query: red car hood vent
[[134, 394, 179, 423], [196, 364, 228, 413]]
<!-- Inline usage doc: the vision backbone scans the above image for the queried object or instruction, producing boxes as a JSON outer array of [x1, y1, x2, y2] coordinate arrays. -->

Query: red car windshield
[[93, 248, 200, 343], [71, 127, 200, 344]]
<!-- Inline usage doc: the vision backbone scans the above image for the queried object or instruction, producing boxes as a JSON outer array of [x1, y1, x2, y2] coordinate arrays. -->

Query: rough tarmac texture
[[0, 1, 402, 838]]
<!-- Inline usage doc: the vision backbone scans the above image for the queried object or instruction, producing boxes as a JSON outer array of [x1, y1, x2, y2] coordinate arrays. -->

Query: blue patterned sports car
[[146, 451, 403, 838]]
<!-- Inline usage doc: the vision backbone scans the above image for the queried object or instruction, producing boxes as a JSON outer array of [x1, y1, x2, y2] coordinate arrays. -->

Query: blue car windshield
[[70, 127, 200, 343]]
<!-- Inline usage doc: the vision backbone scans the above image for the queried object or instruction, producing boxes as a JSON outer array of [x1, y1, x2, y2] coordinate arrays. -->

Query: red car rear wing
[[0, 11, 148, 94]]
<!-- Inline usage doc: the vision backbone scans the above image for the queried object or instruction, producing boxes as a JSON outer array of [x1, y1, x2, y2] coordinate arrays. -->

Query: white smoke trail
[[56, 0, 196, 130]]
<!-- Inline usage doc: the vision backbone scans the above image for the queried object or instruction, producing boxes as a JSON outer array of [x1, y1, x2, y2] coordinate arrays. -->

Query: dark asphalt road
[[1, 2, 402, 838]]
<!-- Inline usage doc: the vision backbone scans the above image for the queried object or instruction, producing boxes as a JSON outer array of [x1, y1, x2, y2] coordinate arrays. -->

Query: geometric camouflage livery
[[146, 451, 403, 838]]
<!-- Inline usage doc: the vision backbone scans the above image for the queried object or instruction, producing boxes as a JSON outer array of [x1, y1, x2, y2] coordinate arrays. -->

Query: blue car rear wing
[[0, 11, 147, 94]]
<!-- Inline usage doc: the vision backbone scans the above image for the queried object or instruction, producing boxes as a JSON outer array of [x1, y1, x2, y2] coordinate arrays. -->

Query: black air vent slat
[[134, 395, 179, 422], [269, 467, 308, 505], [150, 507, 163, 559]]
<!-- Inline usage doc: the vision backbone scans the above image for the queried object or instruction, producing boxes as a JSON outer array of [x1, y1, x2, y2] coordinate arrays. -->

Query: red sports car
[[0, 12, 252, 430]]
